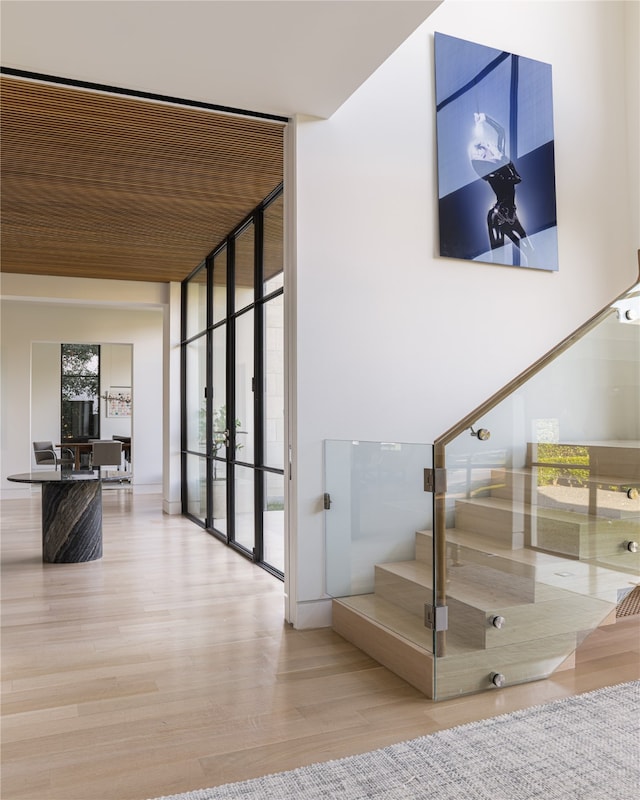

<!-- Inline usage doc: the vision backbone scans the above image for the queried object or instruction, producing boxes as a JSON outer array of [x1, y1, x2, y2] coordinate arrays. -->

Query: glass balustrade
[[431, 280, 639, 699], [325, 440, 436, 671], [326, 278, 639, 700]]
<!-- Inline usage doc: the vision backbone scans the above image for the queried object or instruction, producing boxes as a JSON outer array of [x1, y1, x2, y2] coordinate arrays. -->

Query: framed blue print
[[434, 33, 558, 271]]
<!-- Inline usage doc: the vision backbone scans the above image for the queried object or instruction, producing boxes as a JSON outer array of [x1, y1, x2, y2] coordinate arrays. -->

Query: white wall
[[30, 342, 60, 455], [99, 344, 133, 442], [1, 277, 167, 497], [289, 0, 639, 627]]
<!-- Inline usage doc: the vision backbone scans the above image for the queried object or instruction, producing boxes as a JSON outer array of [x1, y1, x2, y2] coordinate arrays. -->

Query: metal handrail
[[430, 251, 640, 663], [434, 260, 639, 450]]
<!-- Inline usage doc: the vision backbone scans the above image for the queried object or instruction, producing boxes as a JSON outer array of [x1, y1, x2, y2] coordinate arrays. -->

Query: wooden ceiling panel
[[1, 77, 284, 283]]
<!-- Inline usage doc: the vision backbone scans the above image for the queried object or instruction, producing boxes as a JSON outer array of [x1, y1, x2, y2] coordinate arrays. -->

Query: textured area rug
[[148, 681, 639, 800], [617, 585, 640, 618]]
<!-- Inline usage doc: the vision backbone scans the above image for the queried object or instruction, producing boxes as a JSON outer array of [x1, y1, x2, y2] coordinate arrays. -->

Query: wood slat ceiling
[[0, 76, 284, 284]]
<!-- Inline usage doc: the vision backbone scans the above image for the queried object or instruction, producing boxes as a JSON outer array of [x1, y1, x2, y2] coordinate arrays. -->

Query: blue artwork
[[434, 33, 558, 271]]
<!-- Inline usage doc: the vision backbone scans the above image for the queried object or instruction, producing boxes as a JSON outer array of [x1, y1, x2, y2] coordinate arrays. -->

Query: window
[[61, 344, 100, 442]]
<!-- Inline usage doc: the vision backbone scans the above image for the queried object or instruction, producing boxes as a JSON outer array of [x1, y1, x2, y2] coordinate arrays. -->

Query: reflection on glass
[[433, 284, 640, 700], [264, 294, 284, 470], [186, 454, 207, 524], [235, 310, 254, 464], [212, 459, 227, 536], [263, 194, 283, 295], [211, 325, 227, 460], [185, 262, 207, 339], [263, 471, 284, 573], [212, 248, 227, 325], [234, 223, 254, 312], [185, 335, 207, 453], [324, 440, 434, 600], [234, 465, 254, 552]]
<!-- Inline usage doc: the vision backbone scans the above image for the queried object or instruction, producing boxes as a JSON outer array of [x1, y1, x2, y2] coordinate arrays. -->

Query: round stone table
[[8, 471, 102, 563]]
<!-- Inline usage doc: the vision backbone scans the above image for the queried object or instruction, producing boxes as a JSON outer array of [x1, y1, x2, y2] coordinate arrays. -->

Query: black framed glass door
[[182, 185, 285, 577]]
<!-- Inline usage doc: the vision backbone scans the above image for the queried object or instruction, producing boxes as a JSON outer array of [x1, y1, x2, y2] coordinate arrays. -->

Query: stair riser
[[535, 518, 640, 558], [489, 471, 535, 504], [455, 500, 525, 548], [434, 631, 578, 698], [415, 532, 536, 599], [375, 564, 614, 648], [332, 599, 434, 697], [374, 565, 431, 618], [333, 599, 580, 699]]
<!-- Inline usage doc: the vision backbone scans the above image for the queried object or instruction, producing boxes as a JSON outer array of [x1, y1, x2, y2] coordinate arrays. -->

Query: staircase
[[332, 457, 639, 699]]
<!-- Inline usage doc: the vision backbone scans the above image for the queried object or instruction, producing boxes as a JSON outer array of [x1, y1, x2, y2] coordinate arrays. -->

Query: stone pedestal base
[[42, 481, 103, 563]]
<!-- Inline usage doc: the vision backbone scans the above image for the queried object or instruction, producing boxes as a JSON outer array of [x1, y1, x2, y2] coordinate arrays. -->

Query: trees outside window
[[61, 344, 100, 442]]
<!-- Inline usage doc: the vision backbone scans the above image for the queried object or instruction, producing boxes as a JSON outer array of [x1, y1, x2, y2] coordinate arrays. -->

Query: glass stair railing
[[326, 270, 639, 700]]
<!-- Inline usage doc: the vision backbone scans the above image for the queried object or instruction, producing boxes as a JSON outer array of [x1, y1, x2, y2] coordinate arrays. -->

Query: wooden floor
[[1, 491, 639, 800]]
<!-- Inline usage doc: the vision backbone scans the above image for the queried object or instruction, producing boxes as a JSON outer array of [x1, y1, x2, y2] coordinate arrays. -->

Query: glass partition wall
[[328, 278, 639, 699], [182, 185, 285, 577]]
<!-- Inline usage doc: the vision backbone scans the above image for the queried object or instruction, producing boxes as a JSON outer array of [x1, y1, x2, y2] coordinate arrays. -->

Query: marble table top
[[8, 470, 100, 484]]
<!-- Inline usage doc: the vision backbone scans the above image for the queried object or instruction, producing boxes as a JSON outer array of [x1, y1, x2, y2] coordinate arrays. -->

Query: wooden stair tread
[[415, 528, 632, 603], [456, 495, 632, 526], [377, 559, 529, 608], [456, 496, 528, 513], [334, 594, 433, 652], [333, 595, 583, 668]]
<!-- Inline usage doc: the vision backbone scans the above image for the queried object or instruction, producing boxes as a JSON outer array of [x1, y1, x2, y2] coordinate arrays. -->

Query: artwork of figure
[[469, 113, 533, 264], [434, 33, 558, 271]]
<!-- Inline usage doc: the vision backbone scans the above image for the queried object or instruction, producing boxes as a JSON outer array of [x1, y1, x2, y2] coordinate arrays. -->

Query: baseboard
[[293, 598, 333, 629], [162, 498, 182, 515]]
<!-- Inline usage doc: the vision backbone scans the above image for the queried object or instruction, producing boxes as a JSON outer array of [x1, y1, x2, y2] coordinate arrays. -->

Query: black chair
[[33, 441, 74, 471]]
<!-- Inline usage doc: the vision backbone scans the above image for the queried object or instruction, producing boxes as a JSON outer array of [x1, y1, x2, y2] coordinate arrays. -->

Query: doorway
[[31, 342, 133, 469]]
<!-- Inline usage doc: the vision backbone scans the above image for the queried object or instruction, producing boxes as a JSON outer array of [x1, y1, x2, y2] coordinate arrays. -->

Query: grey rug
[[148, 681, 639, 800]]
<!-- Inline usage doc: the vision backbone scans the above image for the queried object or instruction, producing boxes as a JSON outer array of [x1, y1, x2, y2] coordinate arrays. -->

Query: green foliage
[[61, 344, 100, 400], [199, 405, 242, 452], [535, 443, 589, 487]]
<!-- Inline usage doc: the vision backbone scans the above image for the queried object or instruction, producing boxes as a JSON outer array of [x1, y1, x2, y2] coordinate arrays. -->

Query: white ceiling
[[1, 0, 443, 119]]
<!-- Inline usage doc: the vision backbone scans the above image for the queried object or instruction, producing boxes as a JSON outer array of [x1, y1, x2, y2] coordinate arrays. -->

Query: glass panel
[[212, 247, 227, 325], [234, 222, 254, 312], [61, 344, 100, 441], [234, 465, 254, 552], [212, 459, 228, 537], [235, 310, 254, 464], [185, 262, 207, 338], [185, 334, 207, 453], [185, 453, 207, 524], [61, 344, 99, 375], [264, 294, 284, 470], [263, 193, 283, 295], [433, 283, 640, 700], [211, 325, 227, 460], [324, 440, 435, 653], [263, 471, 285, 573]]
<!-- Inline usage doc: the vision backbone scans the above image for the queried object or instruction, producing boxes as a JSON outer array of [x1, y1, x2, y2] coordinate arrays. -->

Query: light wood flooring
[[1, 491, 639, 800]]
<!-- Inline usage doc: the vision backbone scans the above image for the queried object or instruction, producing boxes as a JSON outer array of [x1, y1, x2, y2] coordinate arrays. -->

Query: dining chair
[[90, 440, 129, 483], [90, 440, 122, 468], [33, 441, 74, 470]]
